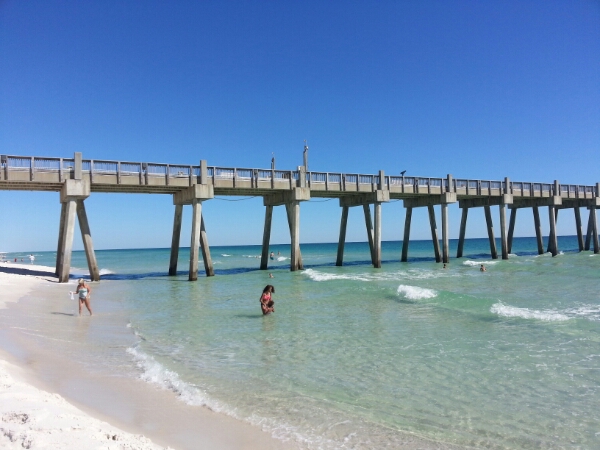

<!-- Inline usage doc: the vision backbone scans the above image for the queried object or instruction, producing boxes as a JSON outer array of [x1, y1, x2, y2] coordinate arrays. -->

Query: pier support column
[[173, 181, 215, 280], [189, 199, 202, 281], [457, 207, 468, 258], [339, 189, 389, 268], [76, 200, 100, 281], [336, 206, 349, 266], [548, 206, 559, 256], [264, 187, 310, 272], [200, 215, 214, 276], [55, 202, 67, 276], [547, 209, 559, 253], [363, 204, 376, 265], [441, 203, 449, 264], [57, 199, 77, 283], [585, 209, 593, 251], [286, 201, 302, 271], [574, 207, 584, 252], [405, 192, 456, 264], [56, 160, 94, 283], [590, 207, 599, 254], [374, 202, 382, 268], [484, 206, 498, 259], [427, 205, 441, 263], [401, 207, 412, 262], [169, 204, 183, 276], [260, 205, 274, 270], [507, 208, 517, 254], [499, 203, 508, 260], [533, 207, 544, 254]]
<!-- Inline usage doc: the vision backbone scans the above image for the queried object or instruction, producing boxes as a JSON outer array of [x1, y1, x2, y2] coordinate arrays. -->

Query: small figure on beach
[[480, 264, 486, 272], [270, 251, 275, 260], [76, 278, 93, 316], [28, 254, 35, 264], [260, 284, 275, 315]]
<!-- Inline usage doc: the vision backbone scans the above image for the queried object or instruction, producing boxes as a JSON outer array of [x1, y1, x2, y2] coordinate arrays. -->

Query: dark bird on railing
[[400, 170, 406, 176]]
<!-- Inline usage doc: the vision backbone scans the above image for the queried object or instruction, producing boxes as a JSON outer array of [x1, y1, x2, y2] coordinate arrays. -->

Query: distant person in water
[[260, 285, 275, 315], [270, 252, 275, 260], [269, 273, 274, 278], [480, 264, 486, 272], [76, 278, 93, 316], [443, 263, 447, 269], [29, 254, 35, 264]]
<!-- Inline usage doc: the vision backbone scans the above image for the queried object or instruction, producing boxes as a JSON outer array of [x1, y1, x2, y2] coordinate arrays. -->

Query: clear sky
[[1, 0, 599, 253]]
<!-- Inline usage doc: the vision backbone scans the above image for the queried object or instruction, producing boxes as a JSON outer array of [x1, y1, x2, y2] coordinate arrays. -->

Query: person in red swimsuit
[[260, 285, 275, 315]]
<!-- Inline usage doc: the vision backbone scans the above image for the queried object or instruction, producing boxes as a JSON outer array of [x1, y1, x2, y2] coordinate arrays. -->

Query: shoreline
[[0, 264, 296, 450]]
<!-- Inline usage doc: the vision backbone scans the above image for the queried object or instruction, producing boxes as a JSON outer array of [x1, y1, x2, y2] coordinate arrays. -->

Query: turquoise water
[[10, 237, 600, 449]]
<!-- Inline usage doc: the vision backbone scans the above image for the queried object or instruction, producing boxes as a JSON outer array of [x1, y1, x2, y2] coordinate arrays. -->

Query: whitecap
[[396, 284, 437, 300], [277, 256, 287, 261], [491, 303, 569, 321], [463, 260, 498, 267], [303, 268, 371, 282], [563, 305, 600, 322], [99, 268, 114, 275], [221, 254, 232, 257]]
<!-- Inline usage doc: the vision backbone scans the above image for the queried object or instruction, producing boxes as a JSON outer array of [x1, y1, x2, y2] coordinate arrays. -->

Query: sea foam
[[126, 346, 227, 412], [491, 303, 570, 321], [396, 284, 437, 300], [462, 260, 499, 267]]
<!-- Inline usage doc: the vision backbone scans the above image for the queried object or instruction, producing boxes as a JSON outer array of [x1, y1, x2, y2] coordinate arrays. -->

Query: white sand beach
[[0, 263, 295, 450]]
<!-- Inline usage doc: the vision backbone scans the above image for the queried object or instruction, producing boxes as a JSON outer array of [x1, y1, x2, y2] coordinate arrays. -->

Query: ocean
[[7, 236, 600, 449]]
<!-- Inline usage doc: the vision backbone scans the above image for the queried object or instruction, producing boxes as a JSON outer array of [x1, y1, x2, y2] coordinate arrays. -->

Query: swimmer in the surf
[[270, 251, 275, 260]]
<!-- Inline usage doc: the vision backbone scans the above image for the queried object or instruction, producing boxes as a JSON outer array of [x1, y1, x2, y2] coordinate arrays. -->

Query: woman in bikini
[[76, 278, 93, 316], [260, 285, 275, 315]]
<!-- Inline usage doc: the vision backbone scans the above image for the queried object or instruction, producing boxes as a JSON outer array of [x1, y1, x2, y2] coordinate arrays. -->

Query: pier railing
[[1, 154, 598, 200]]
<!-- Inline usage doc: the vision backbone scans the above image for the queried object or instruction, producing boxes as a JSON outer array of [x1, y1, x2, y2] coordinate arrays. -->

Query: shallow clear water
[[10, 237, 600, 449]]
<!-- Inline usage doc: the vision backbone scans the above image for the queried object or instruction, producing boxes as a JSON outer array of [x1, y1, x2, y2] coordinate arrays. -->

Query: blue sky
[[1, 0, 599, 252]]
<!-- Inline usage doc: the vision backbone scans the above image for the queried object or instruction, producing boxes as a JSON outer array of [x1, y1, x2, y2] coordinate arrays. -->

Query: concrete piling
[[401, 207, 412, 262], [457, 207, 468, 258], [336, 206, 349, 266], [507, 208, 517, 254], [260, 205, 274, 270], [574, 207, 584, 251], [484, 206, 498, 259], [57, 199, 77, 283], [169, 204, 183, 276], [548, 205, 558, 256], [76, 200, 100, 281], [427, 205, 442, 263]]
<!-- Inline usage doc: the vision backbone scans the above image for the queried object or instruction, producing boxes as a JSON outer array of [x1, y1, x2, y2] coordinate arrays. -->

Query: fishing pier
[[1, 152, 598, 282]]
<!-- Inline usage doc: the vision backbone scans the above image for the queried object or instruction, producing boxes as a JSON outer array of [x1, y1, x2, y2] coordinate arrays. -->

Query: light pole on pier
[[303, 140, 308, 171]]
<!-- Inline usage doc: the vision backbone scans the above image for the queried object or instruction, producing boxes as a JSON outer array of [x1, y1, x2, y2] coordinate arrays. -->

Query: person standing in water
[[260, 285, 275, 315], [76, 278, 93, 316]]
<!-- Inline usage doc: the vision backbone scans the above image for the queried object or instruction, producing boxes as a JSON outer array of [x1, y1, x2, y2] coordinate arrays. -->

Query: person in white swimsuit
[[76, 278, 93, 316]]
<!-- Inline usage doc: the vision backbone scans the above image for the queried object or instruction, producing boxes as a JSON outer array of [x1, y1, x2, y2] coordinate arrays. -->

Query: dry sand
[[0, 263, 296, 450]]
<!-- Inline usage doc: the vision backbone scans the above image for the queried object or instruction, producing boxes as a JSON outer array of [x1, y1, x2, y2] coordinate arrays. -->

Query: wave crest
[[396, 285, 437, 300], [462, 260, 498, 267], [126, 347, 227, 412], [491, 303, 569, 321]]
